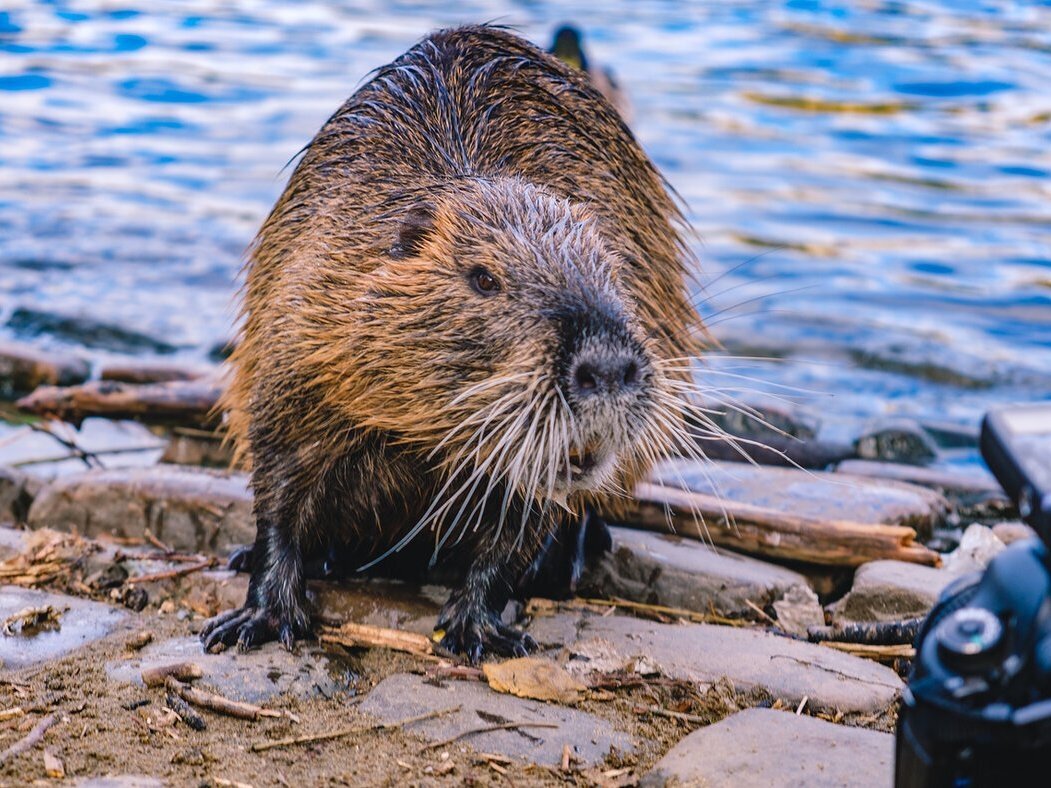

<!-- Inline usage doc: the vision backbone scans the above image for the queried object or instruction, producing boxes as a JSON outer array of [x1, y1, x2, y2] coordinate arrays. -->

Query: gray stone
[[772, 584, 825, 636], [76, 778, 165, 788], [581, 527, 822, 631], [640, 707, 893, 787], [835, 459, 1002, 499], [854, 418, 939, 464], [529, 613, 901, 715], [651, 459, 947, 533], [941, 524, 1005, 576], [0, 585, 127, 670], [829, 560, 954, 625], [359, 672, 634, 766], [106, 635, 349, 704], [27, 465, 254, 553], [992, 521, 1037, 546]]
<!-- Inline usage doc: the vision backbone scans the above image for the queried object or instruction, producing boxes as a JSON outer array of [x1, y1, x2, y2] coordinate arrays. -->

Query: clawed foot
[[226, 545, 254, 573], [199, 605, 306, 653], [436, 608, 538, 664]]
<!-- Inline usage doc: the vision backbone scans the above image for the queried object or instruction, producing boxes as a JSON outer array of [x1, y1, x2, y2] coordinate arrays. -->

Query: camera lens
[[935, 607, 1004, 672]]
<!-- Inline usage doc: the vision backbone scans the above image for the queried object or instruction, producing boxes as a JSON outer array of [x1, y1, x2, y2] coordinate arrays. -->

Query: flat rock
[[836, 459, 1002, 500], [359, 672, 634, 766], [0, 340, 89, 399], [651, 459, 947, 533], [581, 527, 822, 632], [106, 635, 349, 704], [0, 585, 127, 670], [0, 524, 31, 560], [27, 464, 254, 553], [829, 560, 955, 625], [529, 613, 901, 715], [640, 707, 893, 787], [75, 777, 165, 787]]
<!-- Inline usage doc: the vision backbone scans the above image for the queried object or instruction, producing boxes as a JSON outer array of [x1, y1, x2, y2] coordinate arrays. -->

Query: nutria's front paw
[[199, 606, 305, 653], [436, 609, 538, 664]]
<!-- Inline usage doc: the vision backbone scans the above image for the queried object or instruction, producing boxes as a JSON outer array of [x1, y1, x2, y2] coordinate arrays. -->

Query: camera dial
[[935, 607, 1004, 674]]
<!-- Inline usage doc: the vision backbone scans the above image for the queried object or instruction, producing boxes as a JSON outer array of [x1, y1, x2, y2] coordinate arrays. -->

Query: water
[[1, 0, 1049, 456]]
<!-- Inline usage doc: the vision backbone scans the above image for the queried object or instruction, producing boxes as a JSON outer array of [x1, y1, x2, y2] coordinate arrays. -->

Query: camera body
[[895, 404, 1051, 786]]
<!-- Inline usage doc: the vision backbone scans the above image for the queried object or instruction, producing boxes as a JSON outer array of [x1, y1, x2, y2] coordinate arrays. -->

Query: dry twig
[[249, 706, 459, 753], [0, 713, 58, 765]]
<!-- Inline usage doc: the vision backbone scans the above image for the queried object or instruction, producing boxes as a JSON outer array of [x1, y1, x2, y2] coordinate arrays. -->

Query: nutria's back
[[224, 25, 703, 465]]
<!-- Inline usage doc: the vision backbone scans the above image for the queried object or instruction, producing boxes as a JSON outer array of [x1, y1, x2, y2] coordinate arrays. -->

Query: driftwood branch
[[16, 379, 222, 429], [616, 482, 940, 567], [318, 622, 437, 659], [165, 677, 284, 721]]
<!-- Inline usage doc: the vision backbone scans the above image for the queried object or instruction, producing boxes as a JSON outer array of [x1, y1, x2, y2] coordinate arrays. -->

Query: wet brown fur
[[205, 25, 706, 658]]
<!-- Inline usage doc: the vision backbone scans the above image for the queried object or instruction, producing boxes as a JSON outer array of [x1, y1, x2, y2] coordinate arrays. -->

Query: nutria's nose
[[571, 352, 643, 400]]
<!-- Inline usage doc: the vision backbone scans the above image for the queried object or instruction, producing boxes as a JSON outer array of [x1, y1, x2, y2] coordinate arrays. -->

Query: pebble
[[360, 672, 635, 766], [0, 585, 127, 670], [27, 464, 254, 553], [940, 523, 1005, 576], [639, 707, 893, 787], [529, 612, 902, 715], [581, 527, 823, 633]]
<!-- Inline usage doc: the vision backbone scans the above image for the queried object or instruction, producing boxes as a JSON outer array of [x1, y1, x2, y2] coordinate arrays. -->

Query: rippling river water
[[1, 1, 1049, 456]]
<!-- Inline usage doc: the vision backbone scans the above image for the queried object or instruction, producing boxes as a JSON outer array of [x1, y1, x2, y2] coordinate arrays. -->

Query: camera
[[895, 404, 1051, 786]]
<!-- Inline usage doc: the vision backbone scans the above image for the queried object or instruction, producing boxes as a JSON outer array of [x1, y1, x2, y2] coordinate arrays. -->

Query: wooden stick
[[16, 379, 222, 429], [318, 622, 436, 658], [616, 482, 941, 567], [634, 705, 708, 725], [142, 662, 202, 687], [249, 706, 459, 753], [0, 714, 57, 765], [165, 677, 282, 721], [166, 691, 206, 731], [423, 721, 559, 751], [575, 597, 744, 627], [128, 559, 216, 585], [819, 642, 915, 660]]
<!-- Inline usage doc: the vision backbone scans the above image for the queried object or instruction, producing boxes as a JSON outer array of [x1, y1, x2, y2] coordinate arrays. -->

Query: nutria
[[201, 24, 706, 661]]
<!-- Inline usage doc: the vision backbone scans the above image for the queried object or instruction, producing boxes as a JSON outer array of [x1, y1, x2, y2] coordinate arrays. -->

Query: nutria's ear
[[391, 203, 436, 258]]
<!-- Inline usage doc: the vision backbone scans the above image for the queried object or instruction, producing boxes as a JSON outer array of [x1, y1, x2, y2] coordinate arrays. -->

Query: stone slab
[[581, 527, 822, 631], [27, 465, 254, 553], [651, 459, 947, 533], [0, 585, 127, 670], [106, 635, 349, 704], [828, 560, 955, 625], [640, 707, 893, 787], [359, 672, 634, 766], [529, 613, 902, 715]]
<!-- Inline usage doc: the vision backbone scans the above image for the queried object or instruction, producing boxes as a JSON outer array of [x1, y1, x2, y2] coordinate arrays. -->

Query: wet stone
[[580, 527, 823, 632], [828, 560, 955, 625], [854, 418, 940, 464], [0, 585, 127, 670], [106, 635, 349, 704], [359, 672, 634, 766], [27, 464, 254, 554], [0, 340, 90, 399], [529, 612, 902, 716], [651, 459, 947, 533], [639, 707, 894, 788]]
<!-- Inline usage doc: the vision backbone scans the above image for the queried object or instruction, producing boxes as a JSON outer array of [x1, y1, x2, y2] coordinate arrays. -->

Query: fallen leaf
[[483, 657, 586, 703]]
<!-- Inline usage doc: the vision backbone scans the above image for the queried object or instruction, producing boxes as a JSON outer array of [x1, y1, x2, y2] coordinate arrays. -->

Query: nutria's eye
[[469, 267, 500, 296]]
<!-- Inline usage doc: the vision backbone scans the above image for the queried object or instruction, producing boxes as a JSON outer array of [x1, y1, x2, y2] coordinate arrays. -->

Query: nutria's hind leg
[[201, 516, 311, 652]]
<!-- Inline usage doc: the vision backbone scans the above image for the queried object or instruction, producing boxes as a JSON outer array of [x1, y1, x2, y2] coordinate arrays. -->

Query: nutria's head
[[327, 176, 674, 517]]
